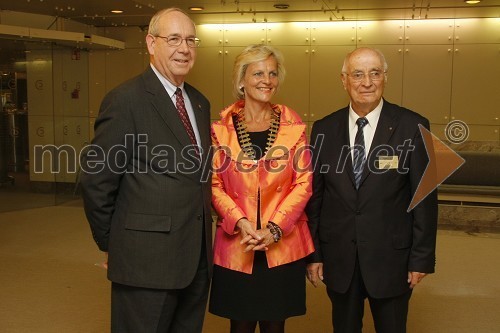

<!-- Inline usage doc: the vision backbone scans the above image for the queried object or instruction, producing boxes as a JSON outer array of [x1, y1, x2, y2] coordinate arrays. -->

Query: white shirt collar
[[348, 99, 384, 155], [149, 64, 201, 146], [150, 64, 184, 98], [349, 99, 384, 132]]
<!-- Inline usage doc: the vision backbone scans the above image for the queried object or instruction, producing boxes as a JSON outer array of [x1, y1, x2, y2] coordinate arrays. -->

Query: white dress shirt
[[150, 64, 201, 147], [349, 99, 383, 162]]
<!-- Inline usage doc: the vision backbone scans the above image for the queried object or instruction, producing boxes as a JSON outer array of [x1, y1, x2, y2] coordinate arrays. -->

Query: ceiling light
[[110, 10, 124, 14], [464, 0, 481, 4], [189, 6, 205, 11], [273, 4, 290, 9]]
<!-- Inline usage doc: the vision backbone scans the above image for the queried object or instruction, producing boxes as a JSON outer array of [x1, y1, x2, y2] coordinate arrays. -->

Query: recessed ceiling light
[[189, 6, 204, 11], [464, 0, 481, 4], [110, 10, 124, 14], [273, 4, 290, 9]]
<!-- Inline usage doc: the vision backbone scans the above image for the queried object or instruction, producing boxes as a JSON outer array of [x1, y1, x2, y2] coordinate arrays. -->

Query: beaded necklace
[[234, 106, 281, 161]]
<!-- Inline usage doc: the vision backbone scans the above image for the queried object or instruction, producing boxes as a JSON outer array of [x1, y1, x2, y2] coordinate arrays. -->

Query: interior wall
[[27, 45, 90, 185], [1, 14, 499, 203], [180, 18, 499, 141], [86, 19, 500, 142]]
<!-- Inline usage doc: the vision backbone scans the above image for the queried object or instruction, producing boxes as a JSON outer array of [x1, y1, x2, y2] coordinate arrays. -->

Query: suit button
[[276, 186, 282, 192], [233, 192, 239, 198], [352, 239, 357, 244], [356, 210, 361, 215]]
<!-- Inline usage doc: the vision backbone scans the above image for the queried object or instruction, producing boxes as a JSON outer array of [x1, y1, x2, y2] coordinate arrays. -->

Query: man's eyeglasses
[[343, 70, 386, 82], [155, 35, 201, 48]]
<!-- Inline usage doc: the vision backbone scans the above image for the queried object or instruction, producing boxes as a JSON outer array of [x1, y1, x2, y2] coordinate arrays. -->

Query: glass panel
[[0, 38, 90, 212]]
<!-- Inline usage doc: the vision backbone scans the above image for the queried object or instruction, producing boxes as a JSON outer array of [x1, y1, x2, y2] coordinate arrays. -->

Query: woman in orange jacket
[[209, 44, 315, 333]]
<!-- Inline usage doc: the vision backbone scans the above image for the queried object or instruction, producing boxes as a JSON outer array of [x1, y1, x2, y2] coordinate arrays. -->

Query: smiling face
[[341, 48, 387, 116], [240, 56, 279, 104], [146, 10, 196, 86]]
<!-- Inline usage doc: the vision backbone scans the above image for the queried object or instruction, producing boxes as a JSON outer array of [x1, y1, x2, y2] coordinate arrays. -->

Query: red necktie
[[175, 88, 199, 154]]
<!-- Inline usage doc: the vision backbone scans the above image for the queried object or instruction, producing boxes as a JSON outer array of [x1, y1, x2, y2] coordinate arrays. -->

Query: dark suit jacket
[[307, 99, 438, 299], [80, 66, 213, 290]]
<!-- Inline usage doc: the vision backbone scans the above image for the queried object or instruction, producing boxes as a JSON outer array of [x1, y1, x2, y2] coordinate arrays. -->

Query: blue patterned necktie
[[353, 117, 368, 189]]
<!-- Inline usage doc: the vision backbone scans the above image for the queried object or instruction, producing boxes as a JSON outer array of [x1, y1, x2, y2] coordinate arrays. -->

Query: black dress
[[209, 130, 307, 321]]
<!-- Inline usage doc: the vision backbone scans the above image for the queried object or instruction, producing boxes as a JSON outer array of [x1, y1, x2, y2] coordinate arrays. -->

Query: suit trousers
[[326, 255, 412, 333], [111, 246, 210, 333]]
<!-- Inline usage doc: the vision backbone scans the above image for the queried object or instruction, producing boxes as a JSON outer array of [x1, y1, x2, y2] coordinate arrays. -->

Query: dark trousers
[[111, 253, 209, 333], [327, 257, 412, 333]]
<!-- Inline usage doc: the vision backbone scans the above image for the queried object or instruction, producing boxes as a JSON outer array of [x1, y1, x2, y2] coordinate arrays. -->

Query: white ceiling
[[0, 0, 499, 27]]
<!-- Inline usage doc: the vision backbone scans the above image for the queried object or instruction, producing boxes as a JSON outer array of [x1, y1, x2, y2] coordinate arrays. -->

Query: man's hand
[[307, 262, 324, 287], [95, 252, 108, 270], [408, 271, 427, 289]]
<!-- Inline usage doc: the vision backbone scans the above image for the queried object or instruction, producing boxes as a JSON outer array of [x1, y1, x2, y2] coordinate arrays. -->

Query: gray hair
[[148, 8, 195, 36]]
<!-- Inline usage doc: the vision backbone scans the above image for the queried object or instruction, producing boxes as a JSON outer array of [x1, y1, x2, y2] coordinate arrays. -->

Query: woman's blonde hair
[[232, 44, 286, 100]]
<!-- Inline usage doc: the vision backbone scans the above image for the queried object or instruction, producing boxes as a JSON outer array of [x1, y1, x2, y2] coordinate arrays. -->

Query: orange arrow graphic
[[408, 124, 465, 212]]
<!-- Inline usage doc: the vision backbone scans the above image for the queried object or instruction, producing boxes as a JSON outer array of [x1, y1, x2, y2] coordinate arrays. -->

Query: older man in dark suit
[[306, 47, 438, 333], [80, 8, 212, 333]]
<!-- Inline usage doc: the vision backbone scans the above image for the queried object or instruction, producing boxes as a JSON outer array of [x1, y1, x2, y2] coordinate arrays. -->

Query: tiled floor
[[0, 201, 499, 332]]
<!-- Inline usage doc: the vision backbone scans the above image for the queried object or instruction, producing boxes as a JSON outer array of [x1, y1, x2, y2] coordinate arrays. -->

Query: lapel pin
[[389, 127, 393, 131]]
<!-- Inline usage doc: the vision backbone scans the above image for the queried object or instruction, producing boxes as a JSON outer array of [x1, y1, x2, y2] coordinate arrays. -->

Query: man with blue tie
[[306, 47, 438, 333]]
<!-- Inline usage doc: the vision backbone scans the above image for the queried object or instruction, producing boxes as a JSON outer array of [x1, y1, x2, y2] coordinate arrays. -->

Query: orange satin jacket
[[211, 101, 315, 274]]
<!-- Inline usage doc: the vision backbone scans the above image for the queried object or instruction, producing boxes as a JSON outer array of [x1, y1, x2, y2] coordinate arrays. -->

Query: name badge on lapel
[[377, 156, 399, 170]]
